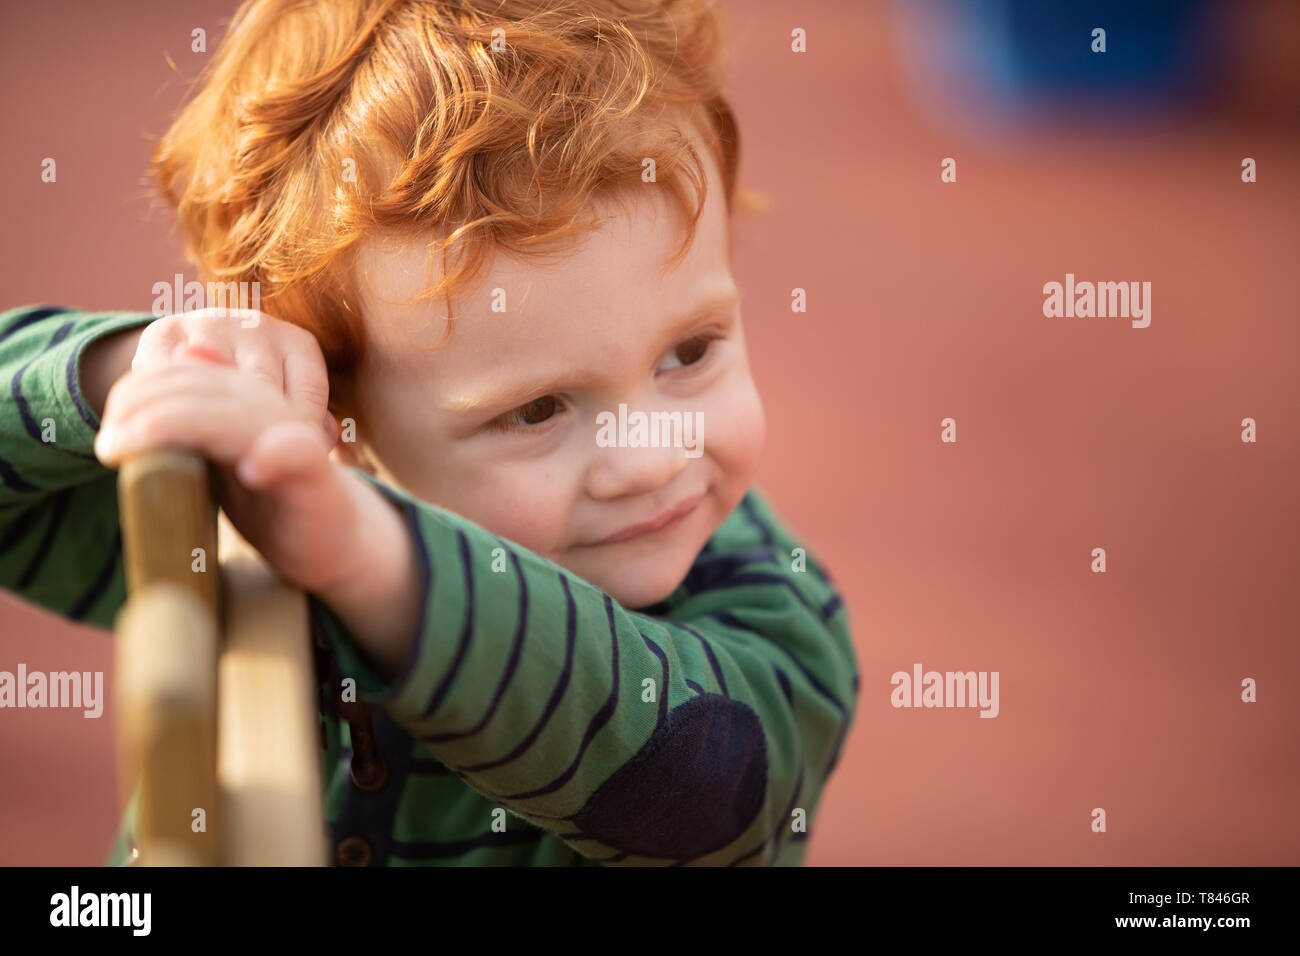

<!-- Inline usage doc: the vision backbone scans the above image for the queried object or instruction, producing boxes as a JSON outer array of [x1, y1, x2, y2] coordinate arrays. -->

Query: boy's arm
[[314, 472, 860, 866], [0, 304, 155, 630]]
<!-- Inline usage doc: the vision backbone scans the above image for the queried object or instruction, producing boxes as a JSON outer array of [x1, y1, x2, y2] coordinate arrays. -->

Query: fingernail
[[95, 426, 118, 458]]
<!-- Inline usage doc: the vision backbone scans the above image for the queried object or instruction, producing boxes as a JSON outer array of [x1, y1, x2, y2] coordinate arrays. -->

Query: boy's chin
[[599, 559, 692, 611]]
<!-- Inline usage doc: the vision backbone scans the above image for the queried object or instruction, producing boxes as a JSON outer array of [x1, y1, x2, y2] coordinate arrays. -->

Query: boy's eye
[[491, 395, 561, 432], [487, 332, 724, 434], [657, 332, 722, 373]]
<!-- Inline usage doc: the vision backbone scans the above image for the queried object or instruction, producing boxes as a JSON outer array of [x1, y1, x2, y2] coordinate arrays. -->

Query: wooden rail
[[113, 450, 326, 866]]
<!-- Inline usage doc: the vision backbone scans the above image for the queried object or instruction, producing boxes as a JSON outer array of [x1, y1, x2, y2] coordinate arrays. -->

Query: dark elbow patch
[[571, 694, 768, 860]]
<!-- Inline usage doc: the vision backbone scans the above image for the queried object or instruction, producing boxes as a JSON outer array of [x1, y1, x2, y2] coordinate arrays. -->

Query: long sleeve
[[313, 470, 860, 866], [0, 305, 157, 631]]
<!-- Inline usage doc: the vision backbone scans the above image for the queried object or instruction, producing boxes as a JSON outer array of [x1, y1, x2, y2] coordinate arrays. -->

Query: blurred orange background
[[1, 0, 1297, 865]]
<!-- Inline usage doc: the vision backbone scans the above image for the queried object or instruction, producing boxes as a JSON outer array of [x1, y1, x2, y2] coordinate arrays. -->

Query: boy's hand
[[92, 308, 421, 680], [95, 309, 359, 596]]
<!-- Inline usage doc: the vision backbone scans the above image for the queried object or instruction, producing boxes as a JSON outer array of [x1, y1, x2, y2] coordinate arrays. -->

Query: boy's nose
[[586, 434, 692, 501]]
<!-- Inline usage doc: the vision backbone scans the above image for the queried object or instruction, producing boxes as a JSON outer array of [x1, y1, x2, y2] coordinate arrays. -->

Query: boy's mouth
[[589, 491, 706, 546]]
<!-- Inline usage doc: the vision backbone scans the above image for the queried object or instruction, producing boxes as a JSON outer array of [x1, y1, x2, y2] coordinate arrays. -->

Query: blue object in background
[[891, 0, 1224, 129]]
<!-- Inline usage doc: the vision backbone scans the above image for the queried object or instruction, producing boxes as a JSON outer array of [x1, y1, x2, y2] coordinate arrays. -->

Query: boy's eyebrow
[[444, 287, 741, 417]]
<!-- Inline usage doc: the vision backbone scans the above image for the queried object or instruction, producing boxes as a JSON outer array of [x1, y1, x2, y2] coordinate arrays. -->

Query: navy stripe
[[18, 489, 71, 588], [669, 621, 729, 697], [0, 454, 38, 494], [418, 529, 474, 721], [773, 665, 793, 705], [639, 631, 670, 730], [770, 760, 806, 858], [712, 571, 831, 623], [0, 319, 70, 493], [0, 306, 66, 341], [736, 493, 842, 596], [822, 592, 842, 618], [676, 546, 780, 596], [684, 678, 704, 696], [629, 542, 778, 613], [822, 716, 850, 781], [0, 500, 39, 549], [11, 362, 41, 439], [66, 332, 105, 430], [11, 321, 75, 441], [709, 610, 848, 717], [422, 545, 529, 743], [380, 498, 432, 700], [724, 755, 805, 872], [70, 528, 121, 622], [547, 625, 671, 825], [388, 825, 547, 860], [455, 572, 577, 775], [725, 841, 765, 866], [498, 593, 621, 801], [738, 493, 773, 546]]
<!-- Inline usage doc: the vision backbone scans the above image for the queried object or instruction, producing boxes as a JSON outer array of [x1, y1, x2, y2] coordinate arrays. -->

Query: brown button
[[337, 836, 373, 867]]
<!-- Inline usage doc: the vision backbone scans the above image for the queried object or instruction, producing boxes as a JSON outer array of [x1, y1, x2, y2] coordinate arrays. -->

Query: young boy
[[0, 0, 857, 865]]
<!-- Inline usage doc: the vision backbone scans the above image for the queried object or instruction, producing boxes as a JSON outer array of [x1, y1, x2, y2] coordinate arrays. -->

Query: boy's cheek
[[437, 472, 571, 557], [705, 382, 766, 481]]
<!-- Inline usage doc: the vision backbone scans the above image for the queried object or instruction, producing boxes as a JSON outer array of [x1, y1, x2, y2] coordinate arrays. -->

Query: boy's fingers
[[100, 363, 258, 429], [93, 359, 330, 468], [283, 349, 331, 421], [95, 387, 272, 466], [130, 319, 184, 372], [322, 410, 339, 448], [232, 345, 285, 394], [236, 420, 333, 491]]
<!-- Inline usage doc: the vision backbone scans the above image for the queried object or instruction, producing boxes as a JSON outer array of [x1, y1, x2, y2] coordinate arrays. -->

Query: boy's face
[[343, 139, 765, 609]]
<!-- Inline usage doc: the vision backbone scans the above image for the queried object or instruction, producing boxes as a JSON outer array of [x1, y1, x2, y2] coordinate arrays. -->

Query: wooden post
[[114, 450, 220, 866], [114, 586, 220, 866], [216, 511, 327, 866], [114, 449, 327, 865], [117, 450, 219, 612]]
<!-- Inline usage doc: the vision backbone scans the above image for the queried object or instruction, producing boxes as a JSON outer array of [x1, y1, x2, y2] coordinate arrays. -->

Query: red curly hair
[[150, 0, 744, 418]]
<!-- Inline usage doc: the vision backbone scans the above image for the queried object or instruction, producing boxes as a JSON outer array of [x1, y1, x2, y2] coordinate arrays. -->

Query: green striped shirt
[[0, 304, 858, 866]]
